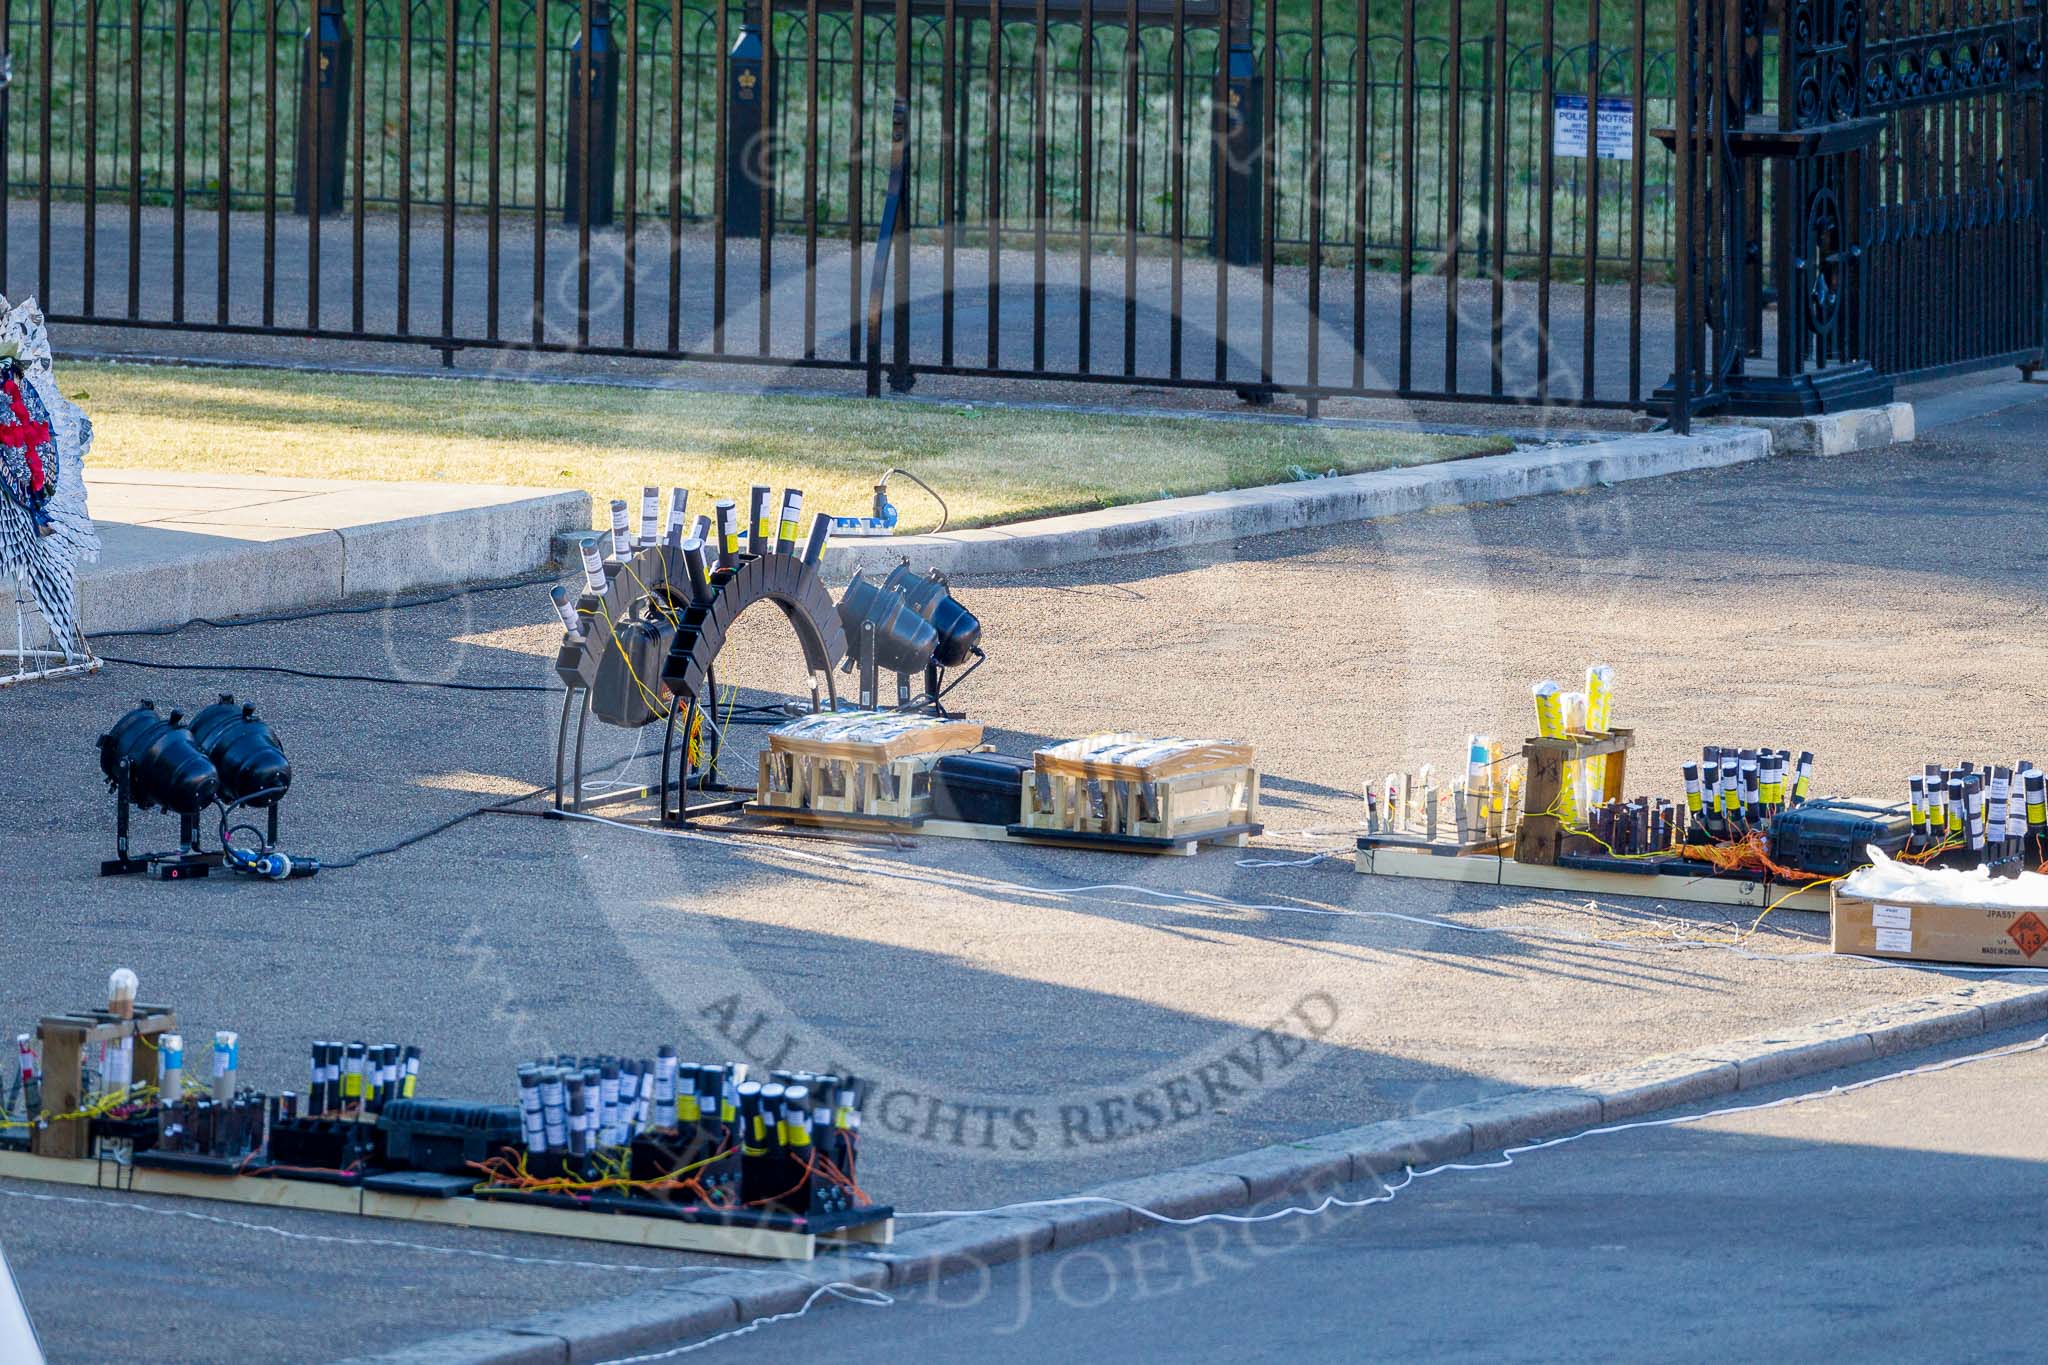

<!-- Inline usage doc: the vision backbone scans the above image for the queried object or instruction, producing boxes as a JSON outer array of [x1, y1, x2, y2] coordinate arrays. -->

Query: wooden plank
[[1033, 734, 1256, 782], [1355, 848, 1836, 912], [0, 1148, 892, 1262], [32, 1022, 86, 1160], [768, 712, 983, 763], [822, 1215, 895, 1246], [123, 1165, 366, 1215], [0, 1149, 102, 1188], [367, 1192, 818, 1260]]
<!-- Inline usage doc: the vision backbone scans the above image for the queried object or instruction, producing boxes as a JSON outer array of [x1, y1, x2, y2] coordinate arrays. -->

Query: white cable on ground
[[551, 809, 2048, 976], [595, 1284, 895, 1363], [899, 1028, 2048, 1228]]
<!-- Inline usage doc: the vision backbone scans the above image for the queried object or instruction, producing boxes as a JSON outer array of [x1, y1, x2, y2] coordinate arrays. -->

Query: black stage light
[[884, 564, 983, 669], [98, 701, 218, 814], [836, 570, 940, 675], [188, 694, 292, 807]]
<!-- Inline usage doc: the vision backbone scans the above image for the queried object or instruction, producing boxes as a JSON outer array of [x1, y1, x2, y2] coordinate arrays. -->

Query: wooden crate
[[755, 712, 983, 823], [33, 1004, 178, 1159], [1017, 735, 1260, 846], [756, 747, 954, 821], [1515, 727, 1634, 866]]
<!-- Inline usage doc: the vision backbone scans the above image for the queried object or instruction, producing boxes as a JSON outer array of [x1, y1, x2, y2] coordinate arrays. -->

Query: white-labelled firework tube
[[666, 488, 689, 545], [158, 1034, 183, 1119], [640, 486, 661, 546], [550, 585, 584, 639], [608, 499, 633, 558], [539, 1068, 567, 1151], [801, 511, 832, 567], [749, 485, 772, 555], [518, 1068, 545, 1150], [682, 537, 714, 605], [212, 1031, 238, 1102], [578, 535, 608, 595], [714, 499, 740, 566], [777, 488, 805, 554]]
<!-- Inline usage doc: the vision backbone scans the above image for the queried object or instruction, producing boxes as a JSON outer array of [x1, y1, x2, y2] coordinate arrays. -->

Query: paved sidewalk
[[46, 469, 585, 639]]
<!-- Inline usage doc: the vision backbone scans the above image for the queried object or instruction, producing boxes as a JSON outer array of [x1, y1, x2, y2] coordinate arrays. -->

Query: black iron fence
[[0, 0, 2039, 423], [7, 0, 1679, 264]]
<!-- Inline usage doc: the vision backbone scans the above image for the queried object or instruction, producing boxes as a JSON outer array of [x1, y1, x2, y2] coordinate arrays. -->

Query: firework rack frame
[[3, 1001, 891, 1261], [748, 727, 1264, 856], [1354, 726, 1835, 913]]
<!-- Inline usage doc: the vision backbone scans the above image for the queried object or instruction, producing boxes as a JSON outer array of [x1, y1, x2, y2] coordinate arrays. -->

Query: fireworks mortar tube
[[157, 1034, 183, 1131], [776, 489, 805, 555], [665, 488, 690, 547], [211, 1031, 238, 1105], [550, 585, 584, 640], [608, 499, 633, 559], [714, 500, 740, 568], [577, 535, 608, 596], [748, 485, 772, 556], [800, 510, 833, 568], [639, 486, 661, 548]]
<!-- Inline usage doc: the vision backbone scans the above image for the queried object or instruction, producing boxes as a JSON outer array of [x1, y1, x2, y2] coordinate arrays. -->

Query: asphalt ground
[[2, 393, 2045, 1359], [709, 1018, 2048, 1362]]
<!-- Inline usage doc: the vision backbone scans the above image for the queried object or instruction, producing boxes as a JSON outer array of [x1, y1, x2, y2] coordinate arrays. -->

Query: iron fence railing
[[6, 0, 1679, 266]]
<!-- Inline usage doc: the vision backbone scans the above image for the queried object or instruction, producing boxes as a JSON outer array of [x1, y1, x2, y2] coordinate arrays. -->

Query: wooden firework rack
[[31, 1003, 178, 1158], [1355, 725, 1835, 913], [751, 713, 984, 823], [1014, 735, 1262, 852]]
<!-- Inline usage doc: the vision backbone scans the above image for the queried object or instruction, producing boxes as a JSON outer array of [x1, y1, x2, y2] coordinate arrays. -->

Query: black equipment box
[[269, 1115, 383, 1173], [1769, 799, 1911, 877], [377, 1099, 522, 1174], [931, 753, 1031, 826]]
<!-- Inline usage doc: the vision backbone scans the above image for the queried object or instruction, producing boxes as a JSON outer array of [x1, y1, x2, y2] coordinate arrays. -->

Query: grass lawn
[[68, 361, 1512, 529]]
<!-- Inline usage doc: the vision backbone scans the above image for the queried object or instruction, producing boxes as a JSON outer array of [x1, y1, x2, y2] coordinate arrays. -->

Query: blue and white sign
[[1553, 95, 1635, 161]]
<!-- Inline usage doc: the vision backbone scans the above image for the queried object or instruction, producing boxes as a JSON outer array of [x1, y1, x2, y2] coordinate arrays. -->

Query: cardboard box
[[1832, 892, 2048, 967]]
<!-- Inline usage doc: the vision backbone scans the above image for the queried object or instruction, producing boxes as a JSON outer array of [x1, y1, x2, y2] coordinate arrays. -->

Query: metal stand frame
[[850, 622, 980, 719], [2, 568, 98, 688], [551, 660, 845, 829], [100, 758, 223, 880]]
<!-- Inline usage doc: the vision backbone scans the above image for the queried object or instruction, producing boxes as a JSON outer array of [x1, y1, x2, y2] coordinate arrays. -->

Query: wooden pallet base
[[0, 1148, 893, 1261], [742, 807, 1259, 855], [1354, 845, 1837, 912]]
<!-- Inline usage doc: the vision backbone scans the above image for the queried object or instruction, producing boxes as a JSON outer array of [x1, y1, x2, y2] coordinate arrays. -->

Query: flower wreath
[[0, 356, 57, 533]]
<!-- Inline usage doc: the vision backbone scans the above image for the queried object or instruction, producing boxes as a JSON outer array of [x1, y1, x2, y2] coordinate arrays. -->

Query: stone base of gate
[[1718, 400, 1915, 457]]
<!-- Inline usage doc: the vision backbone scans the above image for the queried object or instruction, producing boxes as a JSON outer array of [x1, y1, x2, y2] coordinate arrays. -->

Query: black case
[[1768, 799, 1911, 876], [931, 753, 1031, 826]]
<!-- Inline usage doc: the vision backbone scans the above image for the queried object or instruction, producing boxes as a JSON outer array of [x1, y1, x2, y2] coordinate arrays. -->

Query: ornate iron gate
[[1671, 0, 2047, 422], [1864, 0, 2047, 380]]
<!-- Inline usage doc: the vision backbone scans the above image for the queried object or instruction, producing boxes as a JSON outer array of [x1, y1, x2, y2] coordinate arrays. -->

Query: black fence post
[[725, 5, 771, 238], [1212, 0, 1261, 265], [565, 0, 621, 227], [293, 0, 349, 215]]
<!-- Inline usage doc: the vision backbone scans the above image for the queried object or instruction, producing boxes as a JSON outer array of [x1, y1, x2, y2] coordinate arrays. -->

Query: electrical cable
[[595, 1284, 896, 1363], [321, 784, 549, 869], [897, 1028, 2048, 1230], [878, 467, 948, 534], [91, 571, 567, 639], [93, 653, 559, 693]]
